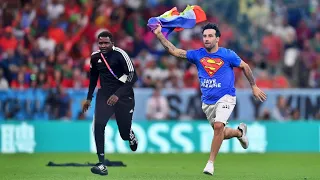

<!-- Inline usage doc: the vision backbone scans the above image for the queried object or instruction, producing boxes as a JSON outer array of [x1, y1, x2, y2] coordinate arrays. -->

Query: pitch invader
[[153, 23, 267, 175]]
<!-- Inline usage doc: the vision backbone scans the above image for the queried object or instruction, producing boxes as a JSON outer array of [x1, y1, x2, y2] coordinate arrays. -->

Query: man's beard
[[205, 43, 215, 51], [205, 46, 214, 51]]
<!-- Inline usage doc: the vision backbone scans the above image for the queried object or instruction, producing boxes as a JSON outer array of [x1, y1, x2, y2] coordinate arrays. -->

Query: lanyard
[[100, 53, 119, 79]]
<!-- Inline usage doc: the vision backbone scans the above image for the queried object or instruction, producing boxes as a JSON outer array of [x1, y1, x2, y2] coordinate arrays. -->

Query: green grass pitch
[[0, 153, 319, 180]]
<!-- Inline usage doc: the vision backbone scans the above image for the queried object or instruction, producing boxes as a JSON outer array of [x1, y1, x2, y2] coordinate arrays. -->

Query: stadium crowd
[[0, 0, 319, 91], [0, 0, 319, 121]]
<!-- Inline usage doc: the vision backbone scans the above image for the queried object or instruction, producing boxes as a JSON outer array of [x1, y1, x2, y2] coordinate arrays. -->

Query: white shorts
[[202, 94, 236, 125]]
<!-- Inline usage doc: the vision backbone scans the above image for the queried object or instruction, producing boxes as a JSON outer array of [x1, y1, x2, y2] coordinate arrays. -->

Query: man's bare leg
[[208, 122, 225, 162], [208, 124, 242, 162], [204, 123, 249, 175], [224, 127, 242, 139], [203, 122, 224, 175], [203, 124, 243, 175]]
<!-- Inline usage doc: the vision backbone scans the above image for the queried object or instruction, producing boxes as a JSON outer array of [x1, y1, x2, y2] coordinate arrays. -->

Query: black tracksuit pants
[[93, 89, 135, 155]]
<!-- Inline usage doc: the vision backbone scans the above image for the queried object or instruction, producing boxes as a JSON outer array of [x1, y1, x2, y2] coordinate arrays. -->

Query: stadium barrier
[[0, 89, 320, 121], [0, 121, 319, 153]]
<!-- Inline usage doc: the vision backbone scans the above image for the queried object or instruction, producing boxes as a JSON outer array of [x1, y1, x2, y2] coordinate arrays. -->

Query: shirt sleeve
[[86, 55, 99, 100], [114, 49, 137, 97], [186, 50, 197, 64], [229, 50, 241, 67]]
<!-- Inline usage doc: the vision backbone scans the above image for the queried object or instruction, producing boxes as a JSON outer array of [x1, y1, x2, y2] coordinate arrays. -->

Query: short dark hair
[[98, 31, 113, 42], [202, 23, 221, 37]]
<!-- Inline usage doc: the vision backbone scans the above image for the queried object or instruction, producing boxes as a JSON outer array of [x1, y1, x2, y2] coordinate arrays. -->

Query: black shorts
[[94, 89, 135, 139]]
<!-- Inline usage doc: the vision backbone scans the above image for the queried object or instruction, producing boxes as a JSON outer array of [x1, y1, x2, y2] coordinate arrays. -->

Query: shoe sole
[[241, 136, 249, 149], [239, 123, 249, 149], [91, 168, 108, 176], [203, 171, 213, 176], [240, 123, 247, 135]]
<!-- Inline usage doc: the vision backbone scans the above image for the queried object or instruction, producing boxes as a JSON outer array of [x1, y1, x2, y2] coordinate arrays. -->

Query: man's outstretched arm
[[239, 60, 267, 102], [154, 24, 187, 59], [239, 60, 256, 87]]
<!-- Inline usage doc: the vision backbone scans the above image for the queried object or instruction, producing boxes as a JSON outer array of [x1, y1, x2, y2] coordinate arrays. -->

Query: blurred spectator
[[49, 69, 69, 88], [37, 31, 56, 55], [126, 0, 143, 10], [0, 27, 18, 51], [143, 59, 168, 86], [255, 70, 273, 89], [296, 19, 312, 48], [46, 86, 72, 120], [18, 2, 36, 29], [48, 19, 67, 45], [218, 23, 234, 47], [277, 18, 299, 78], [247, 0, 270, 29], [185, 88, 206, 120], [183, 66, 199, 89], [35, 71, 49, 89], [45, 89, 58, 120], [308, 62, 320, 88], [125, 11, 145, 38], [259, 109, 271, 121], [273, 73, 290, 88], [10, 71, 29, 89], [56, 86, 71, 120], [272, 96, 291, 121], [146, 88, 169, 120], [64, 0, 81, 20], [72, 67, 89, 89], [30, 42, 45, 67], [309, 30, 320, 53], [1, 6, 15, 28], [290, 108, 301, 120], [1, 49, 22, 82], [165, 75, 183, 89], [106, 5, 125, 34], [116, 29, 134, 53], [298, 40, 317, 87], [47, 0, 65, 20], [164, 59, 184, 89], [142, 75, 154, 88], [261, 30, 283, 75], [0, 67, 9, 90], [315, 110, 320, 120]]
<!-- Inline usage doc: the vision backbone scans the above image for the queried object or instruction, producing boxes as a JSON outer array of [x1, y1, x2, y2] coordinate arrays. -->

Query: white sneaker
[[203, 161, 214, 175], [237, 123, 249, 149]]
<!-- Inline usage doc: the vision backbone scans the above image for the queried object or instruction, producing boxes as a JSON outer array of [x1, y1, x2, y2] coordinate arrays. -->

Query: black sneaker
[[129, 129, 138, 151], [91, 163, 108, 176]]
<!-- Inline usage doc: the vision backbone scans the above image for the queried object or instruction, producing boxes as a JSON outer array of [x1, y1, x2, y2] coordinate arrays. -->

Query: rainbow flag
[[147, 5, 207, 38]]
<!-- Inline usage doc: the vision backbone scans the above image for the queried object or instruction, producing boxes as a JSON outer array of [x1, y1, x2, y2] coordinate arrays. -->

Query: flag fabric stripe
[[147, 5, 207, 38]]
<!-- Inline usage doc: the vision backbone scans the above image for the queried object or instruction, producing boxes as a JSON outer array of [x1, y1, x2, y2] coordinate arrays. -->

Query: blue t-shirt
[[187, 47, 241, 104]]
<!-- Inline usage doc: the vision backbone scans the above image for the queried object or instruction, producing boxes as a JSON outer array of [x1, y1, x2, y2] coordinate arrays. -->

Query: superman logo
[[200, 57, 224, 77]]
